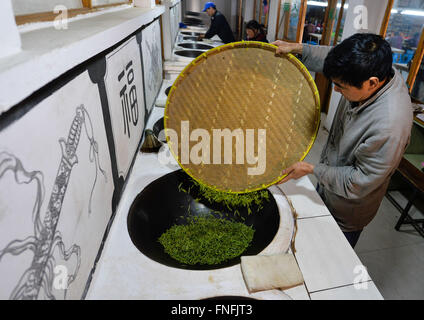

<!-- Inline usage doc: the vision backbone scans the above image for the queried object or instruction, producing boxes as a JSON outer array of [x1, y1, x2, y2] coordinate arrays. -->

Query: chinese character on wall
[[118, 60, 139, 138]]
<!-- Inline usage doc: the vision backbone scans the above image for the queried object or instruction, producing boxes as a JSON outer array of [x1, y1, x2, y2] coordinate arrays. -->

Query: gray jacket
[[301, 44, 413, 232]]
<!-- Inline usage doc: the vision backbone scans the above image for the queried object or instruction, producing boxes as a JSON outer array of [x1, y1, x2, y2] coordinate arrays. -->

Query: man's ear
[[368, 77, 380, 90]]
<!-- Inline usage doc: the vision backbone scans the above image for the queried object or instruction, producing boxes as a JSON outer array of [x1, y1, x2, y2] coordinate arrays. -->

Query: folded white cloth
[[240, 253, 304, 293]]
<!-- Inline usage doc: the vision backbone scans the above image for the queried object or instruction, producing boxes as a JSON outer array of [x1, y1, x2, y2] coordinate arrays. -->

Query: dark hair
[[246, 20, 264, 33], [323, 33, 393, 88]]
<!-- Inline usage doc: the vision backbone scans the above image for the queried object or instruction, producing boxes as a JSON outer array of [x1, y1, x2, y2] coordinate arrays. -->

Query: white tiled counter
[[279, 180, 384, 300], [86, 104, 384, 300]]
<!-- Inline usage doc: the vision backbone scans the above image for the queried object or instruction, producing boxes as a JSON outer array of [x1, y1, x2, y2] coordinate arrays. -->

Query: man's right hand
[[271, 40, 303, 55]]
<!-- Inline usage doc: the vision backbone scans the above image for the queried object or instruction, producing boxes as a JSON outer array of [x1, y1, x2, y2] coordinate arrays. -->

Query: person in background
[[245, 20, 268, 43], [303, 20, 317, 43], [388, 31, 404, 49], [272, 33, 413, 248], [197, 2, 235, 44]]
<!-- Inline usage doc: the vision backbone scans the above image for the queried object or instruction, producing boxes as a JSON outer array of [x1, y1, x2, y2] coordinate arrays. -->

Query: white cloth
[[240, 253, 304, 293]]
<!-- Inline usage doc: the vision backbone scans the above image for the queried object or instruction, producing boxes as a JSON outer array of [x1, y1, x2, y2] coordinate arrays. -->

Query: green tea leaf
[[158, 216, 255, 265]]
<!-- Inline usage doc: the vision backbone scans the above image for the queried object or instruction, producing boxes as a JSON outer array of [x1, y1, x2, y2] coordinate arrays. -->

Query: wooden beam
[[407, 29, 424, 94], [379, 0, 394, 37], [333, 0, 345, 45], [315, 0, 337, 114], [265, 0, 271, 29], [283, 1, 291, 40], [238, 0, 243, 41], [259, 0, 263, 24], [82, 0, 92, 9], [275, 0, 282, 40], [253, 0, 257, 20], [321, 0, 337, 45], [295, 0, 307, 43]]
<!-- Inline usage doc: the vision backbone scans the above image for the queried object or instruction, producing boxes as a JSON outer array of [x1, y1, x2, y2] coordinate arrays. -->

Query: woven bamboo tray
[[165, 41, 320, 193]]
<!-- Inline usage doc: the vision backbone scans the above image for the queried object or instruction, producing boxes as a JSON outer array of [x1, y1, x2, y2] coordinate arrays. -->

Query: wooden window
[[381, 0, 424, 103], [275, 0, 307, 43]]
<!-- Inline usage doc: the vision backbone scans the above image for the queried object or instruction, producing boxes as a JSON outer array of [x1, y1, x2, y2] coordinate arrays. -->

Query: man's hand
[[271, 40, 303, 55], [277, 161, 314, 184], [197, 34, 205, 41]]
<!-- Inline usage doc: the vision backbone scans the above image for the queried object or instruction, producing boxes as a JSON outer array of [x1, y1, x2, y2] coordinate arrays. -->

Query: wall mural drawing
[[0, 105, 106, 300], [142, 19, 163, 113], [105, 36, 146, 180]]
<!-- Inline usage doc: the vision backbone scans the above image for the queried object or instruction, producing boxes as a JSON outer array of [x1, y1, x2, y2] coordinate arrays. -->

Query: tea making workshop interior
[[0, 0, 423, 301]]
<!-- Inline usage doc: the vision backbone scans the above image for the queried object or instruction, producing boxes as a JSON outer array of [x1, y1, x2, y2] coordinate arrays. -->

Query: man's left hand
[[277, 161, 314, 184]]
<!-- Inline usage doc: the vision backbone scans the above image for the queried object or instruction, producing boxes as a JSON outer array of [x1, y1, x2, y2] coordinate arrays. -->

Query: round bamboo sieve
[[165, 41, 320, 193]]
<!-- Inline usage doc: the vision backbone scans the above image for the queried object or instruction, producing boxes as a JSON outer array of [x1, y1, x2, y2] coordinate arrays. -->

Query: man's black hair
[[323, 33, 393, 88]]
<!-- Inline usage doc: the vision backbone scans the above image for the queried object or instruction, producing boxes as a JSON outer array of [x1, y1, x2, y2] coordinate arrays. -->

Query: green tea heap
[[158, 216, 255, 265], [180, 179, 270, 216]]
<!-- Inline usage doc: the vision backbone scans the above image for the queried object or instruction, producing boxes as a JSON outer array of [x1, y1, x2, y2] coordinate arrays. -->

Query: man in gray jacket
[[273, 33, 413, 247]]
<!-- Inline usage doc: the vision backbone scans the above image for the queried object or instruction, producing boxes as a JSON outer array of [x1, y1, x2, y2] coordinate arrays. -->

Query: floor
[[303, 113, 424, 300]]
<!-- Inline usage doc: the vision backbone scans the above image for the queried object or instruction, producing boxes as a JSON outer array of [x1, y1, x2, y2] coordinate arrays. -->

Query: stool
[[386, 120, 424, 237], [386, 160, 424, 237]]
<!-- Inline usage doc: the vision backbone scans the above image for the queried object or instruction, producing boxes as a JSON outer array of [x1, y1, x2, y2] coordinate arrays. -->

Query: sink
[[182, 36, 199, 41], [185, 11, 202, 16], [177, 43, 214, 50], [183, 18, 204, 26], [181, 31, 203, 37], [174, 50, 204, 58]]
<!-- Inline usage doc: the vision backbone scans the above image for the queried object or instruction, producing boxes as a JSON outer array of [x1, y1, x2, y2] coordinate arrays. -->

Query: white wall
[[243, 0, 254, 22], [266, 0, 280, 43], [0, 0, 21, 58], [162, 0, 182, 60], [341, 0, 388, 40]]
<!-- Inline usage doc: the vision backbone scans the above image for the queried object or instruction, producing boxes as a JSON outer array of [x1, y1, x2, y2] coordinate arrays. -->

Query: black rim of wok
[[174, 50, 205, 58], [182, 36, 199, 41], [177, 43, 214, 50], [181, 31, 203, 36]]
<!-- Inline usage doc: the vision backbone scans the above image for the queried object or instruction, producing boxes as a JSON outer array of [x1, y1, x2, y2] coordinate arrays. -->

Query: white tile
[[355, 196, 424, 254], [357, 243, 424, 300], [276, 176, 331, 219], [283, 284, 310, 300], [310, 281, 383, 300], [294, 216, 371, 293]]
